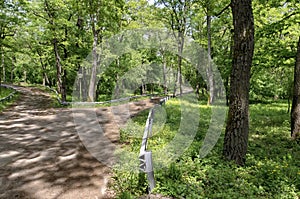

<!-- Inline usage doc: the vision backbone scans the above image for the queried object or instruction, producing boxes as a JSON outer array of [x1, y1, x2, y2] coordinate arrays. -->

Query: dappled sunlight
[[0, 86, 158, 198], [0, 87, 111, 198], [0, 108, 109, 198]]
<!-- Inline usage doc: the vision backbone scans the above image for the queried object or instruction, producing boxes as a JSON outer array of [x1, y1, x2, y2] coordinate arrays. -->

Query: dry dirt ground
[[0, 86, 156, 199]]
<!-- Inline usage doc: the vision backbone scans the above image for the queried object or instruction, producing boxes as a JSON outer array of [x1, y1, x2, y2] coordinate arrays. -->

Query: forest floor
[[0, 85, 156, 199]]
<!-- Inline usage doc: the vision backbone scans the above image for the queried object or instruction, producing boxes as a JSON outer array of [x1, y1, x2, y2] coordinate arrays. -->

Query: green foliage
[[0, 87, 13, 98], [251, 0, 299, 100], [111, 99, 300, 198], [0, 0, 299, 197], [0, 0, 299, 103], [0, 87, 19, 111]]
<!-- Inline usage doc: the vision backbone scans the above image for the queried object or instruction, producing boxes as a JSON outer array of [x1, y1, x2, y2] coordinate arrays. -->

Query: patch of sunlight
[[12, 150, 54, 167], [8, 123, 26, 128], [250, 134, 266, 140], [8, 166, 45, 180], [58, 153, 77, 163], [0, 150, 22, 158], [14, 133, 37, 141]]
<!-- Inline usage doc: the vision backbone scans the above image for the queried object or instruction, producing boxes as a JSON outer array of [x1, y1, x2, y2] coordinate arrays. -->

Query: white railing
[[138, 95, 172, 192]]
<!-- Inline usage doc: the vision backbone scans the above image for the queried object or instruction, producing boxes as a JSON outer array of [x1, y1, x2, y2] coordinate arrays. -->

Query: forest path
[[0, 85, 155, 199]]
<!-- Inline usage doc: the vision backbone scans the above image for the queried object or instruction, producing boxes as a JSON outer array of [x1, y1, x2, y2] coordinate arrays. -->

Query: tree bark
[[88, 19, 99, 102], [178, 32, 184, 96], [37, 49, 50, 86], [206, 14, 215, 105], [53, 38, 65, 101], [223, 0, 255, 166], [10, 55, 16, 82], [173, 67, 178, 97], [1, 49, 5, 83], [163, 55, 168, 95], [291, 36, 300, 140]]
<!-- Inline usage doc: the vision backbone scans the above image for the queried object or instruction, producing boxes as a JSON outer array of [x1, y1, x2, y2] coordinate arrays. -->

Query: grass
[[0, 87, 14, 98], [111, 99, 300, 199], [0, 86, 19, 111], [71, 95, 152, 109]]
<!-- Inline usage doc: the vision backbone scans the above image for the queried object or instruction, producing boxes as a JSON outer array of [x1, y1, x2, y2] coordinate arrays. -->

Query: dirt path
[[0, 86, 155, 199]]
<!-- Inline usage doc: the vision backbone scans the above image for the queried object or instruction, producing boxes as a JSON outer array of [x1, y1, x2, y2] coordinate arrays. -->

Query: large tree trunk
[[223, 0, 255, 166], [291, 36, 300, 140]]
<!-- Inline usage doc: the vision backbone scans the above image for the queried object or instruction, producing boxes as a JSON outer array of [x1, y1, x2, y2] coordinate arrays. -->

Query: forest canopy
[[0, 0, 299, 103]]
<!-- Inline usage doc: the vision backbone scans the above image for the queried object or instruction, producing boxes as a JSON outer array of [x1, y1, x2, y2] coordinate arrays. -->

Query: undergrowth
[[0, 87, 19, 111], [111, 99, 300, 198]]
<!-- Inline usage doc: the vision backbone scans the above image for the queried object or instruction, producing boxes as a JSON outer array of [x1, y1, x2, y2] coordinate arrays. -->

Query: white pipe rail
[[138, 95, 171, 192]]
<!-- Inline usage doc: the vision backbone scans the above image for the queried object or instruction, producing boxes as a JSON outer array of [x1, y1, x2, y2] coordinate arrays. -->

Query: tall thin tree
[[156, 0, 192, 96]]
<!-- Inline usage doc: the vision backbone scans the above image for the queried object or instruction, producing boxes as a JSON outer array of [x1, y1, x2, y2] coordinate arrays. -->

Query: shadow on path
[[0, 86, 155, 199]]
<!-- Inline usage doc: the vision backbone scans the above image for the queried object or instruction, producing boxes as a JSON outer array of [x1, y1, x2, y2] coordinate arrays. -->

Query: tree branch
[[215, 3, 231, 17], [281, 10, 300, 22], [31, 11, 47, 20], [1, 32, 15, 39]]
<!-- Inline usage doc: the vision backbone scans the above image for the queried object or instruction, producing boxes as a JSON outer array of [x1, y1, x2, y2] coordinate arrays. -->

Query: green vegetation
[[0, 87, 13, 98], [111, 99, 300, 198], [1, 0, 299, 197], [0, 87, 18, 111], [0, 0, 298, 104]]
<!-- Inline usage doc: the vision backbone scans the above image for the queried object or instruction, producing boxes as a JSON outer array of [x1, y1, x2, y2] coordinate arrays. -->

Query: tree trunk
[[0, 51, 2, 85], [291, 36, 300, 140], [162, 54, 168, 95], [53, 38, 65, 101], [81, 67, 88, 101], [178, 32, 184, 96], [223, 0, 255, 166], [141, 79, 146, 95], [226, 29, 235, 107], [173, 67, 178, 97], [24, 71, 27, 83], [88, 24, 99, 102], [61, 69, 67, 102], [115, 60, 120, 97], [11, 55, 16, 82], [206, 14, 215, 105], [1, 49, 5, 83], [37, 50, 50, 86]]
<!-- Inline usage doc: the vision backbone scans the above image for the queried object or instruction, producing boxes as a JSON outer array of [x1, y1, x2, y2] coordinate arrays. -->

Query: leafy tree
[[195, 0, 230, 104], [0, 0, 26, 83], [223, 0, 255, 166], [26, 0, 77, 101], [190, 0, 231, 104], [155, 0, 195, 96], [76, 0, 124, 101], [251, 0, 299, 101]]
